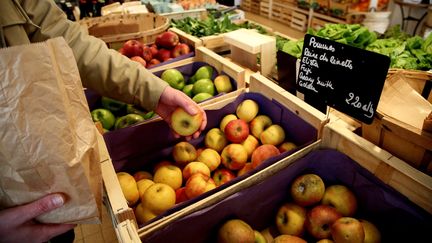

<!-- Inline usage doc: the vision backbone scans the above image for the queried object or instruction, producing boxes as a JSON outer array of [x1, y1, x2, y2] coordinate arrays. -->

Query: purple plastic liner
[[102, 92, 317, 225], [143, 149, 432, 243]]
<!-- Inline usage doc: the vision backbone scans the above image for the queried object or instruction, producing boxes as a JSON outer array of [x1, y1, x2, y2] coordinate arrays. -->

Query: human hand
[[156, 86, 207, 140], [0, 193, 76, 243]]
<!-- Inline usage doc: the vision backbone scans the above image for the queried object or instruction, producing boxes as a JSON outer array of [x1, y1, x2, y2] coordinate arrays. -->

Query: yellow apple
[[260, 226, 277, 243], [135, 202, 158, 225], [317, 239, 335, 243], [290, 173, 325, 207], [153, 164, 183, 190], [331, 217, 365, 243], [249, 114, 272, 139], [274, 235, 307, 243], [182, 161, 211, 180], [359, 219, 381, 243], [136, 178, 155, 202], [196, 148, 221, 171], [237, 162, 254, 177], [241, 134, 259, 159], [260, 124, 285, 146], [321, 184, 358, 217], [254, 230, 267, 243], [221, 143, 248, 170], [220, 113, 238, 132], [218, 219, 255, 243], [204, 127, 227, 152], [275, 202, 307, 236], [172, 141, 197, 166], [117, 172, 140, 206], [142, 183, 176, 215], [236, 99, 259, 122], [278, 141, 297, 153], [214, 74, 233, 93], [171, 107, 203, 136]]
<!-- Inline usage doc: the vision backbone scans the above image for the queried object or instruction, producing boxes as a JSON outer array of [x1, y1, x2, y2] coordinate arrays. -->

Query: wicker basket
[[79, 13, 170, 50]]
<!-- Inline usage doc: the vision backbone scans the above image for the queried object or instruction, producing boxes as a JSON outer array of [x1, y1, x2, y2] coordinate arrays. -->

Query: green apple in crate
[[91, 108, 115, 130], [161, 68, 185, 90], [189, 65, 213, 84], [114, 114, 144, 130]]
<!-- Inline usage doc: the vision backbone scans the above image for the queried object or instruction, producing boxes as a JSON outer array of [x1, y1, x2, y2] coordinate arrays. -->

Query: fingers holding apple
[[170, 107, 204, 137]]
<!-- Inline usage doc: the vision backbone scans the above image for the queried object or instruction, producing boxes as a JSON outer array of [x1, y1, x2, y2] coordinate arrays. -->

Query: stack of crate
[[250, 0, 261, 14], [240, 0, 251, 12], [270, 0, 295, 24], [259, 0, 271, 18]]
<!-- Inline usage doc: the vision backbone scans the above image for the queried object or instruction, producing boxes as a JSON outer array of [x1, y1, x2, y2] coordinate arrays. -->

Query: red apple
[[156, 48, 172, 62], [130, 56, 146, 67], [224, 119, 249, 143], [122, 39, 144, 58], [184, 173, 216, 199], [237, 162, 253, 177], [175, 187, 189, 204], [142, 45, 153, 62], [212, 168, 236, 186], [150, 44, 158, 56], [251, 144, 280, 169], [118, 47, 126, 55], [147, 58, 161, 68], [305, 205, 342, 240], [155, 31, 180, 49], [171, 43, 191, 58]]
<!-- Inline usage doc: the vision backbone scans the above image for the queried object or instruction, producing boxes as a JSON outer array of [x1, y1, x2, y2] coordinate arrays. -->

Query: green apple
[[101, 96, 127, 114], [192, 78, 215, 96], [192, 93, 213, 103], [114, 114, 144, 129], [189, 65, 213, 83], [143, 111, 156, 120], [91, 108, 116, 130], [126, 104, 147, 117], [182, 84, 194, 97], [161, 69, 185, 90], [214, 74, 233, 93], [254, 230, 267, 243]]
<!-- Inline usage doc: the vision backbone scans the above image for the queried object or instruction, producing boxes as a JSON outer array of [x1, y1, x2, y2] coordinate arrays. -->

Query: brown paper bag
[[0, 37, 103, 224]]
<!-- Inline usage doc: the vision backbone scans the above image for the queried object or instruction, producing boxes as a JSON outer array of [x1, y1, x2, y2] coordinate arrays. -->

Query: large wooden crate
[[102, 72, 328, 242], [387, 68, 432, 103], [79, 13, 169, 50], [134, 119, 432, 243]]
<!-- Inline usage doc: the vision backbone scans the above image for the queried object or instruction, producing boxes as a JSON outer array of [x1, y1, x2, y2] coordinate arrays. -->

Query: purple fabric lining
[[102, 92, 317, 226], [143, 149, 432, 243]]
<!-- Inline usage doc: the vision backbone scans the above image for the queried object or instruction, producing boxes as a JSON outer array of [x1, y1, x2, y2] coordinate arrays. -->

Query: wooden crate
[[260, 0, 271, 18], [104, 72, 328, 242], [134, 116, 432, 243], [387, 68, 432, 103], [79, 13, 169, 50], [240, 0, 252, 12], [251, 0, 261, 14], [311, 16, 329, 30], [290, 10, 308, 32]]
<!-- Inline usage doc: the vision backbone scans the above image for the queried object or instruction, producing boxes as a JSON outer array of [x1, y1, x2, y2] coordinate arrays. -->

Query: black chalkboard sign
[[297, 34, 390, 124]]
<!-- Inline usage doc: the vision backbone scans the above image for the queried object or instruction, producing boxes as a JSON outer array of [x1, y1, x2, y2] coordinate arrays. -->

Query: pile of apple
[[115, 98, 298, 225], [216, 174, 382, 243], [119, 31, 191, 68], [159, 65, 233, 103], [90, 96, 155, 132]]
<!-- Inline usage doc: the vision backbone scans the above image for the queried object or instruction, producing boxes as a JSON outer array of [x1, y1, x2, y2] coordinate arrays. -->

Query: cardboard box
[[139, 122, 432, 242], [102, 72, 328, 241]]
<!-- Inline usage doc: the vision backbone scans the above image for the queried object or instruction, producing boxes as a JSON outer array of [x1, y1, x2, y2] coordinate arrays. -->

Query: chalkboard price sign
[[297, 34, 390, 124]]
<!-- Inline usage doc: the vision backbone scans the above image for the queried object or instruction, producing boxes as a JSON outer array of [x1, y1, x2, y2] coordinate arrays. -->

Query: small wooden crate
[[240, 0, 252, 12], [260, 0, 272, 18], [79, 13, 169, 50], [290, 10, 308, 32], [328, 0, 350, 19], [250, 0, 261, 14], [270, 1, 296, 23], [311, 16, 329, 30]]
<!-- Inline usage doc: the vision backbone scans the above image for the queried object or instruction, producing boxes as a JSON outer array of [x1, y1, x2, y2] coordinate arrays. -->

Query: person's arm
[[0, 193, 76, 243], [21, 0, 167, 111]]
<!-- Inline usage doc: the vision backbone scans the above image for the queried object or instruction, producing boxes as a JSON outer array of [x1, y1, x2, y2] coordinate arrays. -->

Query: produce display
[[170, 13, 270, 37], [90, 96, 155, 132], [216, 173, 381, 243], [118, 31, 192, 68], [278, 24, 432, 71], [115, 98, 299, 225], [156, 64, 234, 103]]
